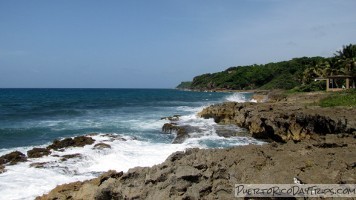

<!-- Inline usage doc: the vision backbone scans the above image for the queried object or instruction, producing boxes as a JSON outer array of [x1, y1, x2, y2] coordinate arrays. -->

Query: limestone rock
[[198, 101, 355, 143], [37, 135, 356, 199]]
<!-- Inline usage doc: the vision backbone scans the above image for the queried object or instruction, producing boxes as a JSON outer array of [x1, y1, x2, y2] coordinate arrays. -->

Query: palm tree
[[334, 44, 356, 75], [301, 59, 341, 84]]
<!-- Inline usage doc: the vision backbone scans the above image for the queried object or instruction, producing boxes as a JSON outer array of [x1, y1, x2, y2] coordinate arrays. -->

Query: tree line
[[177, 44, 356, 92]]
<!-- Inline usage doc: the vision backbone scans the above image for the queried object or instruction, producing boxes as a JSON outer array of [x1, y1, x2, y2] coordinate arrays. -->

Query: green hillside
[[177, 44, 356, 92]]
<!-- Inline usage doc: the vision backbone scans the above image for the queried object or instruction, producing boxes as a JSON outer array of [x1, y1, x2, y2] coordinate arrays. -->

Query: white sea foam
[[225, 92, 255, 102], [176, 105, 208, 113], [0, 134, 193, 200], [0, 116, 263, 200]]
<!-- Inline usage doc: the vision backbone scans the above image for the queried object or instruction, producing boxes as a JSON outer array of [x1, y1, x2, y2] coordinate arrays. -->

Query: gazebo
[[316, 75, 356, 91]]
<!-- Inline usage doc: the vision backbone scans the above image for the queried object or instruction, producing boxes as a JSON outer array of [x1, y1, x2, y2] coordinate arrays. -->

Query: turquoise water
[[0, 89, 260, 200]]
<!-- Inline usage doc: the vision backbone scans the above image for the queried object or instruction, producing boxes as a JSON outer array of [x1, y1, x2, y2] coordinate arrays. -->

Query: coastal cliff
[[36, 91, 356, 199]]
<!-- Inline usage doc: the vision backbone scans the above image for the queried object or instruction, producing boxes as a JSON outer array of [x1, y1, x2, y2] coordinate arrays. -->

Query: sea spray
[[225, 92, 254, 102]]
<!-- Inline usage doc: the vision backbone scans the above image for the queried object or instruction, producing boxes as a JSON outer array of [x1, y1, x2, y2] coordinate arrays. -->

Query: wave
[[0, 134, 192, 200], [225, 92, 256, 103]]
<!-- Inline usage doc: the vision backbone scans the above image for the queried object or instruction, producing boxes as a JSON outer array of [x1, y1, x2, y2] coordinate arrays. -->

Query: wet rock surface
[[0, 151, 27, 165], [36, 135, 356, 200], [60, 153, 82, 161], [27, 148, 51, 158], [93, 142, 111, 149], [47, 136, 95, 150], [0, 135, 99, 173], [30, 162, 50, 168], [161, 120, 246, 143], [162, 123, 201, 143]]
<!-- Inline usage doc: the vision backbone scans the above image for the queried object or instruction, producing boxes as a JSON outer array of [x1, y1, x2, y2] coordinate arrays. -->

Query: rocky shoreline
[[0, 135, 124, 174], [29, 92, 356, 199]]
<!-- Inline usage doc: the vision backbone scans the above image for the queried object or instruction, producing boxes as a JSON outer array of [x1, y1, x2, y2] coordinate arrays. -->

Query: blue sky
[[1, 0, 356, 88]]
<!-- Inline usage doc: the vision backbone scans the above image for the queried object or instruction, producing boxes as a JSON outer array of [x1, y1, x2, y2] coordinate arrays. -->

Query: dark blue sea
[[0, 88, 260, 199]]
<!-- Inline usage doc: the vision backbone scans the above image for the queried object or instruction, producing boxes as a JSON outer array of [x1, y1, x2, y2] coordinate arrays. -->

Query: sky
[[1, 0, 356, 88]]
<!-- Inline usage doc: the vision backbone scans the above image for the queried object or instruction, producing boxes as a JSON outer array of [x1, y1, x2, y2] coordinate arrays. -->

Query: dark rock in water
[[161, 115, 181, 121], [0, 164, 6, 174], [47, 136, 95, 150], [93, 142, 111, 149], [162, 123, 204, 143], [30, 162, 49, 168], [27, 148, 51, 158], [0, 151, 27, 165], [162, 123, 200, 143], [60, 153, 82, 161], [101, 134, 128, 142], [162, 123, 180, 134]]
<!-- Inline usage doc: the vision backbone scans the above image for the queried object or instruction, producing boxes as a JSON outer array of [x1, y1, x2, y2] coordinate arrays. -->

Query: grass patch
[[319, 89, 356, 107]]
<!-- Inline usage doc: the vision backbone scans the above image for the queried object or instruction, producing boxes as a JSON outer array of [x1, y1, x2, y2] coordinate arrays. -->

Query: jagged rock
[[0, 151, 27, 165], [93, 142, 111, 149], [198, 102, 355, 143], [27, 148, 51, 158], [37, 135, 356, 200], [162, 123, 202, 143], [47, 136, 95, 150], [162, 123, 189, 143], [175, 165, 201, 182]]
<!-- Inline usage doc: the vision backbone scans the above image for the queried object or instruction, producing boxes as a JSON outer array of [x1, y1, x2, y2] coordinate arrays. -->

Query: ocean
[[0, 89, 261, 200]]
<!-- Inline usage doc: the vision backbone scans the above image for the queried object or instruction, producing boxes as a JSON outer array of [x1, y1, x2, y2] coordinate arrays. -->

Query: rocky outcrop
[[198, 102, 355, 142], [0, 135, 97, 174], [27, 148, 51, 158], [36, 134, 356, 200], [0, 151, 27, 165], [47, 136, 95, 150], [162, 123, 191, 143], [162, 123, 203, 144]]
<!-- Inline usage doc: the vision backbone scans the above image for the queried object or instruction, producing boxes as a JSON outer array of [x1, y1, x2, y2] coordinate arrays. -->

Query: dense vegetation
[[319, 89, 356, 107], [177, 44, 356, 92], [176, 81, 192, 89]]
